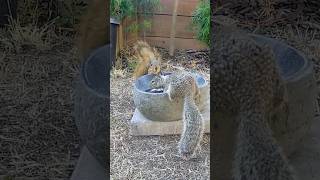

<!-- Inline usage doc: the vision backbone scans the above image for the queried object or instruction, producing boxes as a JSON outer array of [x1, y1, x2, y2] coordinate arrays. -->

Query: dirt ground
[[110, 49, 210, 179], [0, 38, 81, 179]]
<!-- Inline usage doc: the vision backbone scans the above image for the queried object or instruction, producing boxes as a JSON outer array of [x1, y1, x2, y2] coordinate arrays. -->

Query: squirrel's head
[[149, 75, 164, 89], [148, 59, 161, 75], [148, 47, 162, 74]]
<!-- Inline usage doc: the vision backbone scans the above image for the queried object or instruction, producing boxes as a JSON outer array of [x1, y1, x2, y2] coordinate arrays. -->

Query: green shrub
[[192, 0, 210, 46], [111, 0, 135, 21], [133, 0, 162, 15], [111, 0, 161, 33]]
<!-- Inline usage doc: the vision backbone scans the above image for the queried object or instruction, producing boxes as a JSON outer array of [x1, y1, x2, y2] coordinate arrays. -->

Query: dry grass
[[110, 49, 210, 179], [111, 67, 128, 79], [0, 18, 59, 53], [0, 38, 80, 179], [0, 4, 81, 179], [17, 0, 87, 30]]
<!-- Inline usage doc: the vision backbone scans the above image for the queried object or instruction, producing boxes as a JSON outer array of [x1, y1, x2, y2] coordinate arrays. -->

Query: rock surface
[[130, 100, 210, 136]]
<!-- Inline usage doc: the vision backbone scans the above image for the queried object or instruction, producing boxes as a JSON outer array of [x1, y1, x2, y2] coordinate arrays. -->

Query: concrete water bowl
[[250, 34, 317, 156], [133, 73, 209, 122], [132, 34, 317, 151], [71, 44, 109, 180], [212, 34, 318, 180]]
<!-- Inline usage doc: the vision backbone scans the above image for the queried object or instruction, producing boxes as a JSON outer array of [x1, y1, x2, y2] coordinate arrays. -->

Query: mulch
[[0, 43, 81, 179]]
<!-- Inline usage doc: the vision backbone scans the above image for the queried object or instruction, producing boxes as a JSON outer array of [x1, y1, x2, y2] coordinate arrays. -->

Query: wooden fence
[[120, 0, 208, 52]]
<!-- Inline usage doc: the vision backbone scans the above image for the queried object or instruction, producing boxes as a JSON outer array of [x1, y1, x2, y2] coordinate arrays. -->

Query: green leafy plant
[[191, 0, 210, 46], [126, 19, 152, 33], [133, 0, 161, 17], [133, 0, 161, 35], [111, 0, 161, 32], [111, 0, 135, 22]]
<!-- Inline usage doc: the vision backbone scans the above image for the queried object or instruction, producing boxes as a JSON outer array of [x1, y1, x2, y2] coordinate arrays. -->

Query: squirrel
[[149, 70, 203, 160], [212, 27, 296, 179], [133, 41, 162, 79], [76, 0, 108, 61], [76, 2, 160, 76]]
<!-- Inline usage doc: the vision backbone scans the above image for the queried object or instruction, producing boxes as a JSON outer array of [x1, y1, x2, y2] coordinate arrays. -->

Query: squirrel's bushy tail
[[178, 95, 204, 160], [133, 40, 161, 78], [233, 110, 296, 180], [133, 41, 157, 62]]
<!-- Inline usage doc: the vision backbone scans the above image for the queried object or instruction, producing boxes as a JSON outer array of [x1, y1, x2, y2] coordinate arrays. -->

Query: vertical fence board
[[124, 0, 208, 50]]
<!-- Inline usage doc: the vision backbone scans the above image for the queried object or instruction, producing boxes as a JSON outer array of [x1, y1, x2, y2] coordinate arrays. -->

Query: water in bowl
[[145, 73, 170, 93], [145, 88, 164, 93]]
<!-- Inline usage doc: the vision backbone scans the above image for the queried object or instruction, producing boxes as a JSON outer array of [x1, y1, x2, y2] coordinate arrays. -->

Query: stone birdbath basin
[[212, 34, 318, 180], [131, 33, 316, 140], [250, 34, 317, 156], [133, 72, 210, 122], [130, 72, 210, 136], [71, 44, 109, 180]]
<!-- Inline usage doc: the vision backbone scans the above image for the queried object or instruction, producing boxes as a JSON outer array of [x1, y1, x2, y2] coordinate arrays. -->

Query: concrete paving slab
[[130, 102, 210, 136]]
